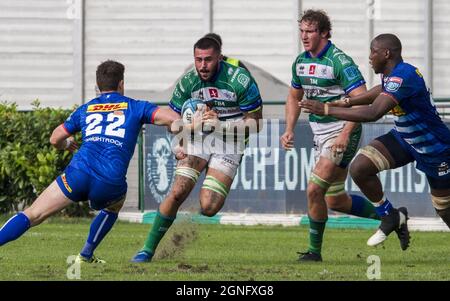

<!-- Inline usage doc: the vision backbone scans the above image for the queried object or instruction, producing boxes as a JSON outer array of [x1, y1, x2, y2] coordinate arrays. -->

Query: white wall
[[1, 0, 447, 109], [0, 0, 76, 109], [84, 0, 204, 101]]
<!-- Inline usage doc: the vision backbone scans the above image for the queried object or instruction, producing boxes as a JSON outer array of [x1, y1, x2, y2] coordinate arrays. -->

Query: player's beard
[[197, 64, 218, 82]]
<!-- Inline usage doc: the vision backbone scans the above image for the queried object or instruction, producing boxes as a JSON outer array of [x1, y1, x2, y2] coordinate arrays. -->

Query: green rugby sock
[[308, 217, 327, 255], [142, 211, 175, 254]]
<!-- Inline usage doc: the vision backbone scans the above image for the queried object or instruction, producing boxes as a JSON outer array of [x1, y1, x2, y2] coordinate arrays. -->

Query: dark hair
[[373, 33, 402, 57], [193, 36, 221, 54], [299, 9, 332, 39], [203, 33, 223, 47], [96, 60, 124, 92]]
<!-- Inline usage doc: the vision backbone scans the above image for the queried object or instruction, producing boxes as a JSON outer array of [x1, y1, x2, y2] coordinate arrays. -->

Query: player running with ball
[[131, 35, 263, 263]]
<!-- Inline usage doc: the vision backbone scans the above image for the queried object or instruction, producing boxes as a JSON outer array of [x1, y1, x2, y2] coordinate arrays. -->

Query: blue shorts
[[376, 130, 450, 190], [56, 165, 127, 210]]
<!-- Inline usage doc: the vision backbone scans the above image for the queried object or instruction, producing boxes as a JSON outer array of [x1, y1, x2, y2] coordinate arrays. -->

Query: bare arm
[[340, 85, 367, 133], [285, 87, 303, 133], [301, 93, 397, 122], [345, 85, 382, 106], [49, 125, 78, 152], [280, 87, 303, 150], [153, 107, 182, 129]]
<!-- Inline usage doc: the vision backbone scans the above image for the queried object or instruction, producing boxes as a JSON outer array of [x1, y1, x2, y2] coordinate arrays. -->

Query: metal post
[[138, 127, 145, 212], [424, 0, 433, 92], [203, 0, 213, 34], [365, 0, 376, 87], [71, 0, 85, 105], [293, 0, 302, 56]]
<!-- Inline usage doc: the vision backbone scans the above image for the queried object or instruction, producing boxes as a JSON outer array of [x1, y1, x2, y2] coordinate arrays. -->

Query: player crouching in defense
[[0, 60, 180, 263], [301, 34, 450, 249]]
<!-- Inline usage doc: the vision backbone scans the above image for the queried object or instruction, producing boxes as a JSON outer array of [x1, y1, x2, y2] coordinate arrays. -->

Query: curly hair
[[299, 9, 332, 39]]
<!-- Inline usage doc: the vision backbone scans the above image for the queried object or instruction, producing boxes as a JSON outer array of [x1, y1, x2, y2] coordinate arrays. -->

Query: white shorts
[[310, 120, 361, 168], [185, 134, 244, 179]]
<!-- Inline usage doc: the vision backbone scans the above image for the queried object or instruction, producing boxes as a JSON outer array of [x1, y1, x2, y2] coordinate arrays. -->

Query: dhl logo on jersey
[[87, 102, 128, 112], [390, 105, 406, 116]]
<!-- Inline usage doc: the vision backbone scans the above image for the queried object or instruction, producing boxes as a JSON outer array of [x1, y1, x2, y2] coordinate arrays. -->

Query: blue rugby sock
[[80, 210, 118, 258], [0, 212, 31, 246], [350, 194, 380, 220], [374, 198, 394, 217]]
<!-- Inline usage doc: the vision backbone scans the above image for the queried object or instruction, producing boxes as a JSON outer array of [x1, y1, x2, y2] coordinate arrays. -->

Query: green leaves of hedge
[[0, 100, 89, 216]]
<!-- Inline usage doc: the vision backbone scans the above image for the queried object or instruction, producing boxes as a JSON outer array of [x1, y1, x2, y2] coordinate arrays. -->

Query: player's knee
[[105, 199, 125, 213], [23, 209, 45, 227], [199, 206, 220, 217], [325, 195, 348, 212], [349, 160, 367, 182], [307, 184, 324, 203], [166, 191, 186, 206], [352, 146, 390, 180], [307, 173, 330, 201]]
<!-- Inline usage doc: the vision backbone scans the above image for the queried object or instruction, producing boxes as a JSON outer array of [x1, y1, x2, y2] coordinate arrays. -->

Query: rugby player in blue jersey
[[0, 60, 180, 263], [301, 34, 450, 250]]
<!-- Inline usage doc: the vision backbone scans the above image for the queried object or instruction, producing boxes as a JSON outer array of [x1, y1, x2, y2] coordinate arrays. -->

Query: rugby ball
[[181, 98, 205, 124]]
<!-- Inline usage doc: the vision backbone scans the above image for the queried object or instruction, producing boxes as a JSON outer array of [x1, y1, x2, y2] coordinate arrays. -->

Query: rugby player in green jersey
[[281, 9, 380, 262], [132, 36, 263, 262]]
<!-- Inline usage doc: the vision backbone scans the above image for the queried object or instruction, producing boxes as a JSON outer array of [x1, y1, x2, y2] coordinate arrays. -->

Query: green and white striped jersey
[[169, 61, 262, 120], [291, 41, 365, 123]]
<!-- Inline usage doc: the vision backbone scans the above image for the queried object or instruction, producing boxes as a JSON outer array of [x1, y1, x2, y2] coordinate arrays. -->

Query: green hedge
[[0, 100, 90, 216]]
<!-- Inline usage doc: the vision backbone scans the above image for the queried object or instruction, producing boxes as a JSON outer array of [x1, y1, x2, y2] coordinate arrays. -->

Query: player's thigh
[[324, 166, 350, 205], [170, 155, 208, 200], [313, 122, 361, 171], [200, 167, 234, 211], [24, 180, 73, 225], [200, 153, 239, 206], [88, 180, 127, 211], [428, 175, 450, 198], [105, 196, 126, 213], [311, 156, 344, 184]]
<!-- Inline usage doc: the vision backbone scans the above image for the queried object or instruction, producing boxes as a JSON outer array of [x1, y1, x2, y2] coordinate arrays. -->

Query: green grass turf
[[0, 217, 448, 280]]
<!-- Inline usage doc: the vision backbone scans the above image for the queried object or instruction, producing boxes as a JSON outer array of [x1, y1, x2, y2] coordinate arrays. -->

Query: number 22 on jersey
[[85, 113, 125, 138]]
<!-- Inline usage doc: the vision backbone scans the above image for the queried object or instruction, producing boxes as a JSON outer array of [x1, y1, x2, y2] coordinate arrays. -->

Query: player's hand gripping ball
[[181, 98, 214, 133]]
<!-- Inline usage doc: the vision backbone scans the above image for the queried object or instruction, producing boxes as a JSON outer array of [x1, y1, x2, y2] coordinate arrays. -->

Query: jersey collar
[[99, 91, 120, 100], [305, 40, 332, 59]]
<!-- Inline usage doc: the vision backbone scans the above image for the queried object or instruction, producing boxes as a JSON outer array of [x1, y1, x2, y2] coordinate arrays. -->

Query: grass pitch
[[0, 217, 448, 281]]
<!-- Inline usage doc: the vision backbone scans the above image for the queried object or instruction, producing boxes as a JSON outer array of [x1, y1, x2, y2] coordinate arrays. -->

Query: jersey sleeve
[[291, 59, 303, 89], [63, 106, 82, 134], [381, 70, 416, 104], [169, 76, 191, 114], [136, 100, 160, 124], [334, 53, 365, 94], [235, 70, 262, 112]]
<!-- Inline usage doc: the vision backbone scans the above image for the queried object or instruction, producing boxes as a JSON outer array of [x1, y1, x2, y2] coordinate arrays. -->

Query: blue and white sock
[[80, 210, 118, 258], [0, 212, 31, 246], [373, 196, 394, 217]]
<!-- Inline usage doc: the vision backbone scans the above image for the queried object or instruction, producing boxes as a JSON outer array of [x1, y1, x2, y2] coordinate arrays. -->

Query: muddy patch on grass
[[153, 221, 198, 260]]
